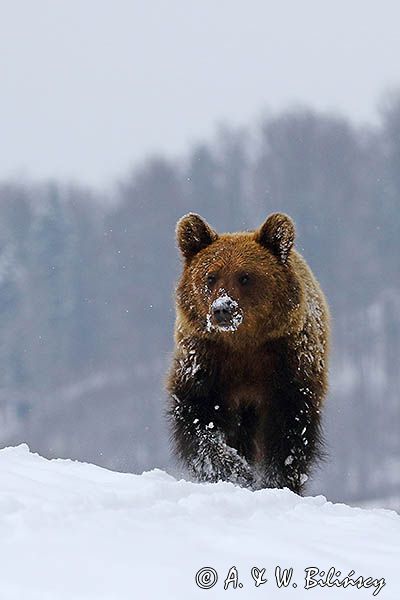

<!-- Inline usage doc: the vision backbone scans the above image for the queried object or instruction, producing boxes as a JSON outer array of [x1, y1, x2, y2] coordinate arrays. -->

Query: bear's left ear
[[255, 212, 295, 264], [176, 213, 218, 260]]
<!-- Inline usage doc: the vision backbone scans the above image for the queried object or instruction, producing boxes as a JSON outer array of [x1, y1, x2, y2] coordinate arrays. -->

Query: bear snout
[[209, 294, 243, 332], [212, 297, 235, 325]]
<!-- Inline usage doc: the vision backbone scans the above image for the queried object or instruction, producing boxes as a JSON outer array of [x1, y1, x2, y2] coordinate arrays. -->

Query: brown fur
[[167, 212, 330, 493]]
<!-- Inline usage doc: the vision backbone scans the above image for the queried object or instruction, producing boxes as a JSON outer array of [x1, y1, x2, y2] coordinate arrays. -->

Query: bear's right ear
[[176, 213, 218, 260]]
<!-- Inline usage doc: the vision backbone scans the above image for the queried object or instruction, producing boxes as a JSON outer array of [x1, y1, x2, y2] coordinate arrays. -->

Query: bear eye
[[207, 274, 217, 286], [239, 273, 250, 286]]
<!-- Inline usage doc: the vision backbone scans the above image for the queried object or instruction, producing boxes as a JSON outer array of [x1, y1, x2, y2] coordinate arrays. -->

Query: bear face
[[175, 212, 306, 346]]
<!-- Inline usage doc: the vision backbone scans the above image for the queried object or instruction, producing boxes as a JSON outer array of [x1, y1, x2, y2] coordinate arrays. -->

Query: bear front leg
[[169, 392, 255, 488], [262, 380, 324, 494]]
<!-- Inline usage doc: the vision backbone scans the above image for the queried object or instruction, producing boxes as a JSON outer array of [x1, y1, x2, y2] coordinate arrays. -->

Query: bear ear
[[176, 213, 218, 260], [255, 212, 295, 264]]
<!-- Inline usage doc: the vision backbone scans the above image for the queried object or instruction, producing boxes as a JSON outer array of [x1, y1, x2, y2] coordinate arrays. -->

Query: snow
[[0, 444, 399, 599]]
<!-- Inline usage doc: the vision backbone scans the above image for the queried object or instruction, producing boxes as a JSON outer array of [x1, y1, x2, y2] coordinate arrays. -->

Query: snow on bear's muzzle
[[206, 292, 243, 332]]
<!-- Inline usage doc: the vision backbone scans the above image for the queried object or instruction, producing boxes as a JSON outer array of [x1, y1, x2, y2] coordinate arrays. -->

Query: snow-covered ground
[[0, 445, 398, 600]]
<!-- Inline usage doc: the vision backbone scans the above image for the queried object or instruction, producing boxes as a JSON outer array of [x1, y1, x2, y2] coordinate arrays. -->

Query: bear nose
[[212, 298, 234, 325]]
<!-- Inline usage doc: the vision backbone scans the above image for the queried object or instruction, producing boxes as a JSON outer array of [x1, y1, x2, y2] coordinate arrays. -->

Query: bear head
[[175, 212, 306, 346]]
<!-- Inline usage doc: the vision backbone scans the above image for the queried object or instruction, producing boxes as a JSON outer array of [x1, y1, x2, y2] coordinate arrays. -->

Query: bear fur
[[167, 212, 330, 494]]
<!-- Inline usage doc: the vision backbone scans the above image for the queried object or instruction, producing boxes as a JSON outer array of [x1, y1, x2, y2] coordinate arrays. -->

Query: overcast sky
[[1, 0, 400, 187]]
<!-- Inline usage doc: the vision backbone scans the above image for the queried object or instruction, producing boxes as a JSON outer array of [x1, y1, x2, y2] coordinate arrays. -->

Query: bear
[[167, 212, 330, 494]]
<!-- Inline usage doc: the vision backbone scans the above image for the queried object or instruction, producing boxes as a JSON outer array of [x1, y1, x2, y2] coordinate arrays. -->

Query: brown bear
[[167, 212, 330, 494]]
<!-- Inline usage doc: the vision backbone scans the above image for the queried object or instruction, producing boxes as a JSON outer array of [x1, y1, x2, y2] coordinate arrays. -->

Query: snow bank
[[0, 445, 398, 599]]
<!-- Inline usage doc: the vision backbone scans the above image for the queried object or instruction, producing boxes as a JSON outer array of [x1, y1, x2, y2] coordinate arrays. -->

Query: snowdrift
[[0, 445, 398, 599]]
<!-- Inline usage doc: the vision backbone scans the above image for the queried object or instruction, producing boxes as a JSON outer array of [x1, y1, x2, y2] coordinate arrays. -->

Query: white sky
[[1, 0, 400, 187]]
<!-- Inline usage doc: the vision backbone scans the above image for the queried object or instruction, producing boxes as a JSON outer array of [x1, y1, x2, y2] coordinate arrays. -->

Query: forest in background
[[0, 95, 399, 506]]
